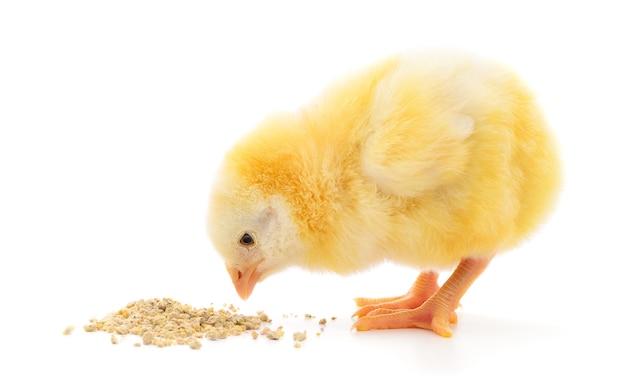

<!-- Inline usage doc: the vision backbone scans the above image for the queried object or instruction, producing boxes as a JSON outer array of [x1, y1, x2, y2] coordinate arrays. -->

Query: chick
[[207, 49, 560, 337]]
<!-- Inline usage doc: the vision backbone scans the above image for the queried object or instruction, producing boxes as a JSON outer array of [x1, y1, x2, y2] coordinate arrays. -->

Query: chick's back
[[218, 50, 561, 274]]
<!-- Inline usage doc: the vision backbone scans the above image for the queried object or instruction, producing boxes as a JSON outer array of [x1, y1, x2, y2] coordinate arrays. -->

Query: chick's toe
[[353, 271, 440, 318], [352, 257, 491, 337]]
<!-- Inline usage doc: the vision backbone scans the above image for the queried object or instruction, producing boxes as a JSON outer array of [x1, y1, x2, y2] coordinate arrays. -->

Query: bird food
[[82, 297, 273, 349], [293, 331, 307, 341], [62, 325, 75, 335]]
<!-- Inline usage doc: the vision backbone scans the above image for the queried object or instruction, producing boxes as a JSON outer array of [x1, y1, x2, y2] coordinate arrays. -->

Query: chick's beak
[[226, 259, 263, 300]]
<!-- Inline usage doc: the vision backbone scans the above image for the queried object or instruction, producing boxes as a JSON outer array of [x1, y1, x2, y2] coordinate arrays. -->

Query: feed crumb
[[331, 317, 337, 321], [83, 323, 97, 332], [81, 297, 272, 348], [265, 331, 283, 340], [257, 311, 270, 322], [293, 331, 307, 342], [304, 313, 315, 319], [187, 338, 202, 350], [251, 330, 259, 340], [318, 318, 327, 325], [62, 325, 75, 335], [316, 332, 321, 337], [142, 331, 155, 345], [265, 326, 284, 340], [294, 342, 302, 348]]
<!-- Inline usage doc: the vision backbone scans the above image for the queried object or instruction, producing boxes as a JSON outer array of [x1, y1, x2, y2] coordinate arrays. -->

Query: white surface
[[1, 1, 625, 388]]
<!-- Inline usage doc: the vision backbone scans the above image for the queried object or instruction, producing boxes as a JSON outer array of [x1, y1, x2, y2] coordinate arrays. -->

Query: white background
[[1, 1, 625, 388]]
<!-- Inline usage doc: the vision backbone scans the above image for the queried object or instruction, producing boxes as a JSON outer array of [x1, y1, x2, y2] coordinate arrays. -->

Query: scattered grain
[[142, 331, 155, 345], [293, 331, 307, 342], [265, 330, 283, 340], [257, 311, 270, 322], [187, 338, 202, 350], [81, 297, 272, 348], [62, 325, 75, 335], [78, 297, 334, 349], [83, 323, 97, 332], [265, 326, 284, 340]]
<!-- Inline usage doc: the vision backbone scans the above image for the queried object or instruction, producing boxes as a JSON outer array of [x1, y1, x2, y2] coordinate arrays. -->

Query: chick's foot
[[352, 257, 492, 337], [353, 271, 440, 317]]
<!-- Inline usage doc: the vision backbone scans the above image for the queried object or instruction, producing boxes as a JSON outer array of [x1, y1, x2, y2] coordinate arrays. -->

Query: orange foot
[[352, 257, 492, 337], [353, 270, 441, 317]]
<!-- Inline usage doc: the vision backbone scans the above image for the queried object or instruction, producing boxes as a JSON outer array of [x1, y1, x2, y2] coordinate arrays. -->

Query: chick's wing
[[361, 60, 474, 198]]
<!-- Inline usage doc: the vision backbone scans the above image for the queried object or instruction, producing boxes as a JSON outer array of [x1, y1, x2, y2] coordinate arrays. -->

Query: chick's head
[[207, 163, 304, 300]]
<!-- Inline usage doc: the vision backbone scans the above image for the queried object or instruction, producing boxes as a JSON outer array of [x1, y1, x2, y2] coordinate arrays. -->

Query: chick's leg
[[352, 257, 492, 337], [353, 271, 440, 317]]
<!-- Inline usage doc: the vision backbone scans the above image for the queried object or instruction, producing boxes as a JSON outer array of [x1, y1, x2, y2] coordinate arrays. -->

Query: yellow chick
[[207, 49, 560, 337]]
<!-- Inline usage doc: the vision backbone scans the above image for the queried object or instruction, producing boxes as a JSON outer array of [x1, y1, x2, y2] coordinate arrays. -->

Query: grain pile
[[82, 297, 276, 349]]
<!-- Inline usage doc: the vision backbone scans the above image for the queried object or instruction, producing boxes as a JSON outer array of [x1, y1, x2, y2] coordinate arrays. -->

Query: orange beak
[[226, 260, 263, 300]]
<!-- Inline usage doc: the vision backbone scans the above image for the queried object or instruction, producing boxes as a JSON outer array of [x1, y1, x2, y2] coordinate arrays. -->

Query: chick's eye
[[239, 232, 255, 246]]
